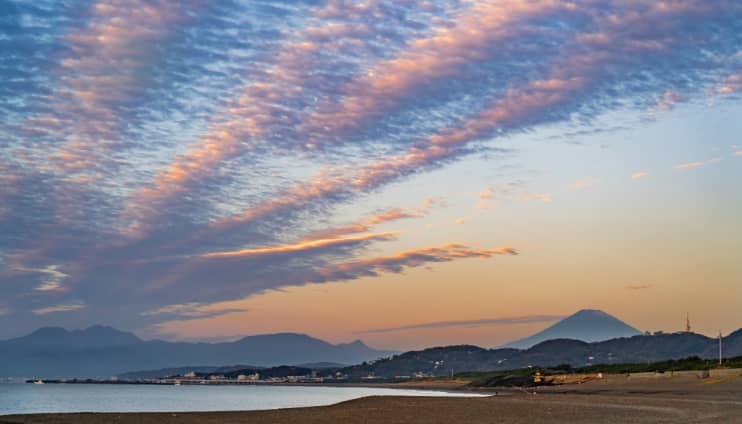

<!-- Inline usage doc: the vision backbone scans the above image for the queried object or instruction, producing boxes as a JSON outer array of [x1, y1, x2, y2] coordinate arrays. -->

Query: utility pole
[[718, 331, 723, 366]]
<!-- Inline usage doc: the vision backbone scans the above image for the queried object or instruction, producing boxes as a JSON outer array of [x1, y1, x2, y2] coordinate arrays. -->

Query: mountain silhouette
[[504, 309, 642, 349], [0, 326, 396, 378]]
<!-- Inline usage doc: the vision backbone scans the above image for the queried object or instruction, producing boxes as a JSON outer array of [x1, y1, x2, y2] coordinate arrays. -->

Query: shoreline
[[3, 387, 742, 424], [3, 369, 740, 423]]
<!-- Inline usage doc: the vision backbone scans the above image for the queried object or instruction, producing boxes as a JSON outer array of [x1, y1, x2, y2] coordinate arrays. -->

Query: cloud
[[631, 171, 650, 180], [675, 158, 721, 170], [116, 1, 448, 238], [735, 150, 742, 156], [311, 244, 518, 283], [522, 193, 553, 203], [625, 284, 653, 290], [32, 302, 85, 315], [655, 90, 685, 111], [476, 186, 499, 210], [675, 161, 705, 170], [25, 0, 196, 176], [200, 232, 396, 260], [142, 302, 248, 319], [454, 219, 466, 225], [479, 187, 495, 200], [715, 74, 742, 94], [1, 0, 741, 336], [566, 178, 596, 191], [301, 0, 578, 140], [359, 314, 565, 334], [7, 264, 69, 292], [304, 199, 436, 240]]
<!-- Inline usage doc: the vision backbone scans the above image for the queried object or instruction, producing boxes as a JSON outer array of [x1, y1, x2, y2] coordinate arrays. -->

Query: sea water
[[0, 383, 483, 415]]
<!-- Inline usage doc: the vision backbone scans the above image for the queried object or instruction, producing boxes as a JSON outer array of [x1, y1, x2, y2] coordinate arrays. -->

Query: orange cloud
[[735, 150, 742, 156], [201, 232, 395, 260], [479, 187, 495, 200], [675, 161, 705, 170], [631, 171, 649, 180], [675, 158, 721, 170]]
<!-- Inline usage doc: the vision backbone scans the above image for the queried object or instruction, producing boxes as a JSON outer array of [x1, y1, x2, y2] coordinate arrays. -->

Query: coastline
[[2, 369, 740, 423], [3, 389, 741, 424]]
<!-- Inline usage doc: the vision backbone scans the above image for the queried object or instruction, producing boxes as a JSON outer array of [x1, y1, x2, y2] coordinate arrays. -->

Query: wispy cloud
[[200, 232, 396, 260], [359, 314, 564, 334], [32, 302, 85, 315], [303, 198, 436, 240], [142, 302, 248, 319], [631, 171, 650, 180], [626, 284, 653, 290], [314, 244, 518, 283], [675, 158, 721, 170], [675, 161, 706, 170]]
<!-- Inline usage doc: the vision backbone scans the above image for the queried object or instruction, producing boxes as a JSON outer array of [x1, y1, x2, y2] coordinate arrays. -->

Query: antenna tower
[[685, 313, 691, 333], [719, 331, 723, 366]]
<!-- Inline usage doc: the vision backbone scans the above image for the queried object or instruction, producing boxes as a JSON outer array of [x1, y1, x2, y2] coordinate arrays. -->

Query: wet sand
[[3, 369, 741, 423]]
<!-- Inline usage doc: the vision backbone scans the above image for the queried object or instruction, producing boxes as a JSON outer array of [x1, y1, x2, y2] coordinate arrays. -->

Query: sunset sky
[[1, 0, 741, 350]]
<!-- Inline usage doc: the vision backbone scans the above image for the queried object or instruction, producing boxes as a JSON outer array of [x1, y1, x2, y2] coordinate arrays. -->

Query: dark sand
[[3, 369, 741, 423]]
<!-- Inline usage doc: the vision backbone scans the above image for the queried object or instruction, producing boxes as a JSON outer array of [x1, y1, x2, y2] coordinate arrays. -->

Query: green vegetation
[[462, 356, 742, 387]]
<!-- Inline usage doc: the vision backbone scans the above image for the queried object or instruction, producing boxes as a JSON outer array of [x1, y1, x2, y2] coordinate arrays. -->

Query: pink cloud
[[301, 0, 576, 139]]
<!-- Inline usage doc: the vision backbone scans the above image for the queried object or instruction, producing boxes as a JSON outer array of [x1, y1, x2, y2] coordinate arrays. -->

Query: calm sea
[[0, 383, 483, 415]]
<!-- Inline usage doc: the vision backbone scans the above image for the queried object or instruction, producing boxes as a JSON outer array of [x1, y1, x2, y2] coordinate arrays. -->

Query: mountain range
[[2, 310, 738, 379], [0, 327, 396, 378]]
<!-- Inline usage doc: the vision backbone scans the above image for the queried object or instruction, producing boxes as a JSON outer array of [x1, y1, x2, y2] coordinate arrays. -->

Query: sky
[[1, 0, 741, 351]]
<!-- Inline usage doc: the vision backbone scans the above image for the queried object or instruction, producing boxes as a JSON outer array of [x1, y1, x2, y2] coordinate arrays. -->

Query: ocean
[[0, 383, 482, 415]]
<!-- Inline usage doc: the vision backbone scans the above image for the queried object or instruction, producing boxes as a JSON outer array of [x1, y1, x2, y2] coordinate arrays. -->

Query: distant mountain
[[342, 329, 742, 378], [504, 309, 642, 349], [0, 327, 396, 378], [10, 325, 142, 348]]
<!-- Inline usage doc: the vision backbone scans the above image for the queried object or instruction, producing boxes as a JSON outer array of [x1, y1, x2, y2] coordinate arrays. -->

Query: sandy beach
[[3, 369, 741, 423]]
